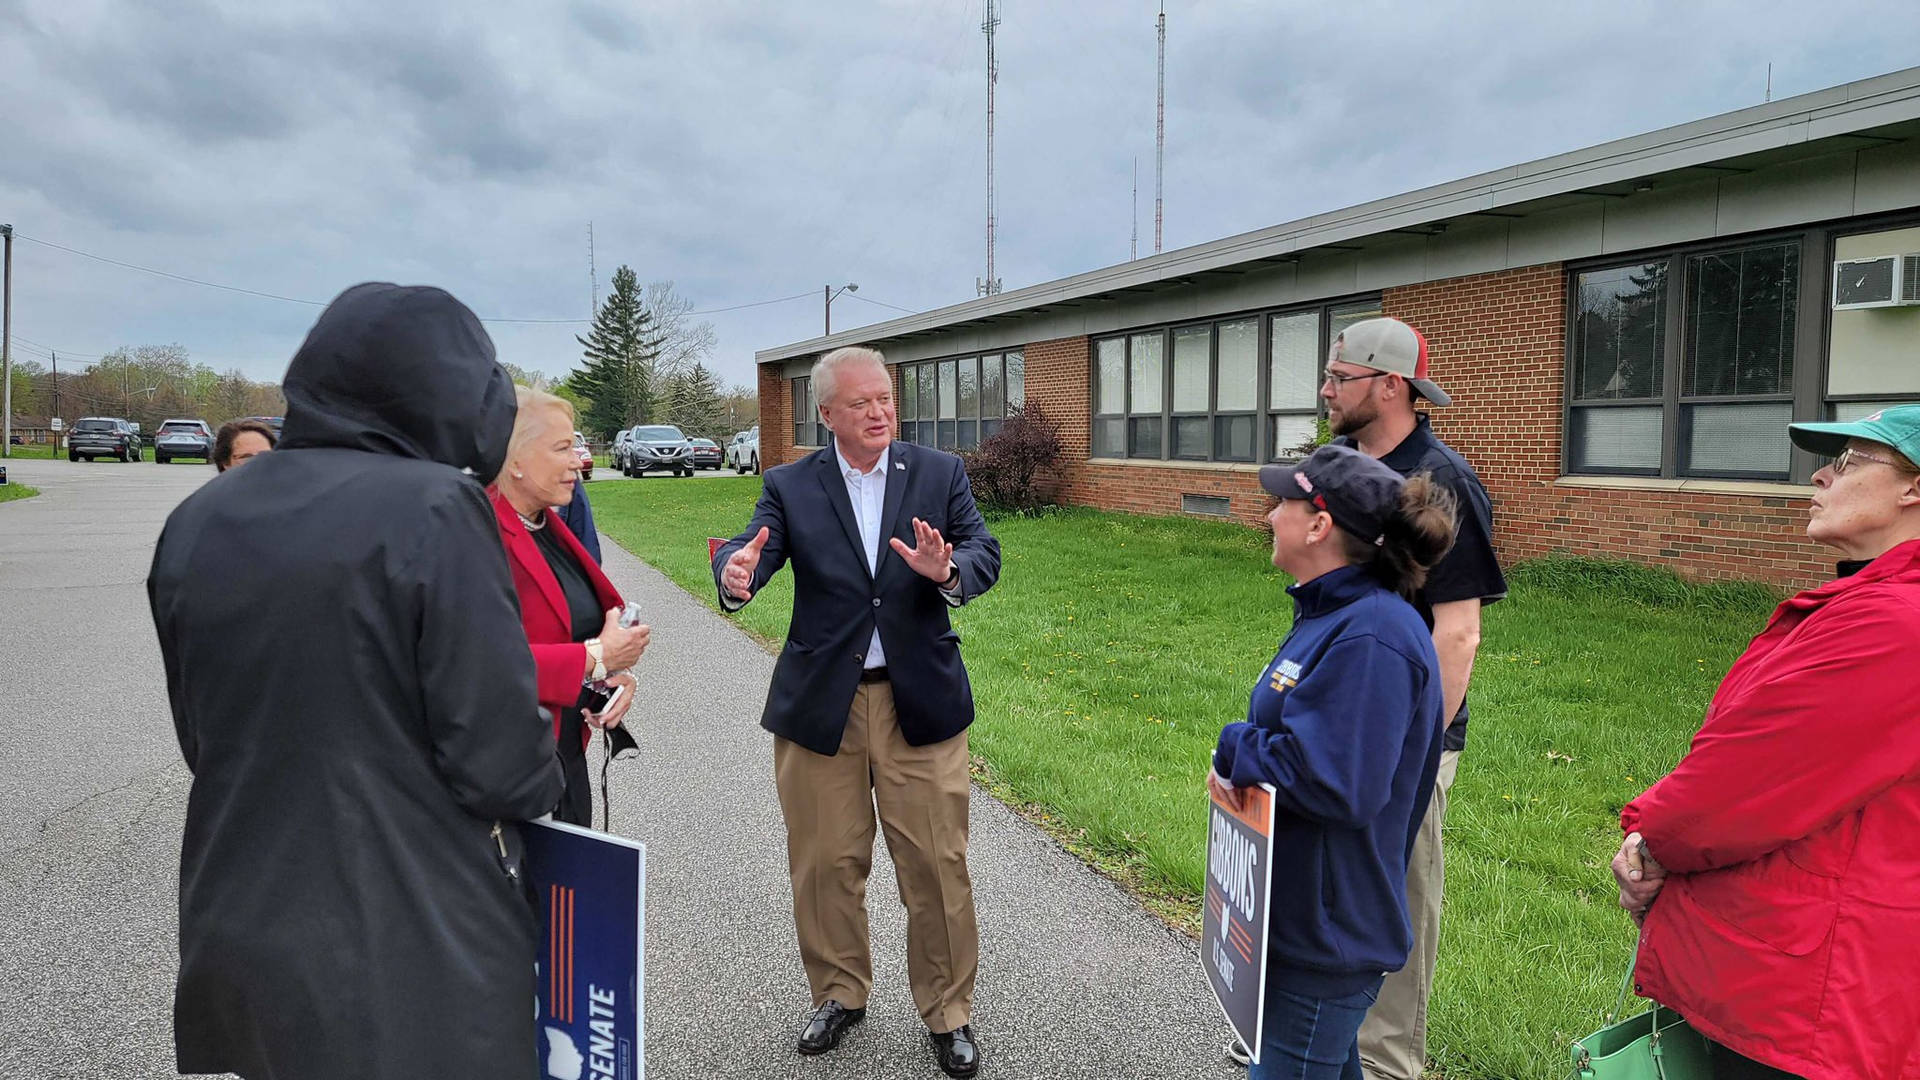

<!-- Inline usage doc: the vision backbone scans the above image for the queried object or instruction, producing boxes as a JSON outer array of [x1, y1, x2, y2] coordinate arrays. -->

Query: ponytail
[[1339, 473, 1458, 601]]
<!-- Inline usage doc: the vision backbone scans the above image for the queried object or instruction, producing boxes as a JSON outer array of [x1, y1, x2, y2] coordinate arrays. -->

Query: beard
[[1328, 398, 1379, 437]]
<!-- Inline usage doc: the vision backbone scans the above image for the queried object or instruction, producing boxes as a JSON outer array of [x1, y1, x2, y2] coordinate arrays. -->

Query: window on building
[[1827, 223, 1920, 422], [1270, 312, 1321, 460], [894, 351, 1027, 450], [1092, 297, 1379, 464], [1569, 261, 1667, 473], [791, 376, 820, 447], [1569, 238, 1804, 481]]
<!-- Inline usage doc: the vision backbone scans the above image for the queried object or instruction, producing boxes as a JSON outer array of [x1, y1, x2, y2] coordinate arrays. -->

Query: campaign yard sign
[[1203, 782, 1275, 1063], [524, 818, 646, 1080]]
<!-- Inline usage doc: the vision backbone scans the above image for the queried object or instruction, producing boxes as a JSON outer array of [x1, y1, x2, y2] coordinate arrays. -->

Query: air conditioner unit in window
[[1832, 254, 1920, 309]]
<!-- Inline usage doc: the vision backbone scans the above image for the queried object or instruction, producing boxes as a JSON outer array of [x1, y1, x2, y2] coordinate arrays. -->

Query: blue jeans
[[1248, 978, 1384, 1080]]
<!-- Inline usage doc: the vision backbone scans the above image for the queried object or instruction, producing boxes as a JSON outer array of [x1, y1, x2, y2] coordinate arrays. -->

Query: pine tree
[[664, 361, 725, 438], [566, 266, 660, 438]]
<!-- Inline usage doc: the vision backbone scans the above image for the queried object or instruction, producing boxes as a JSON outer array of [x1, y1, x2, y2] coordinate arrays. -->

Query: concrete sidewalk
[[596, 539, 1239, 1079]]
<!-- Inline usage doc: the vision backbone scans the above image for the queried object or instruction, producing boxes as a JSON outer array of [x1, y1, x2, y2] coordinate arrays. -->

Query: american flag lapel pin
[[895, 461, 905, 471]]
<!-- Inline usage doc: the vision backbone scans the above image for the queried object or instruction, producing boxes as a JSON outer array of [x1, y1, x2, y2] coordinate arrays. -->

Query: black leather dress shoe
[[797, 1000, 865, 1055], [929, 1024, 980, 1078]]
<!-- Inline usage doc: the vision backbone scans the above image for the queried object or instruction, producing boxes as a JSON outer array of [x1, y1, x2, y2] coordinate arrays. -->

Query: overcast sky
[[3, 0, 1917, 391]]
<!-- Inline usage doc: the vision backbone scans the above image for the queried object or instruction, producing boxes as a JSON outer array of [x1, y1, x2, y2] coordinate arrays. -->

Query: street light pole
[[823, 282, 859, 336], [3, 223, 13, 459]]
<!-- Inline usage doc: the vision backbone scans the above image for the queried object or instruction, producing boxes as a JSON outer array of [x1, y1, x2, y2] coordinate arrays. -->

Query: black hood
[[278, 283, 517, 483]]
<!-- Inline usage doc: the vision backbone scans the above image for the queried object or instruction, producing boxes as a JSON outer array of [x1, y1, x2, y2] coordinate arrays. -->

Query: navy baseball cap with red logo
[[1330, 317, 1450, 406], [1259, 445, 1405, 547]]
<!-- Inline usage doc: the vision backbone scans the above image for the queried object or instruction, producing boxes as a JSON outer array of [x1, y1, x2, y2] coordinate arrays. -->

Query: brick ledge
[[1085, 456, 1266, 475], [1554, 475, 1814, 499]]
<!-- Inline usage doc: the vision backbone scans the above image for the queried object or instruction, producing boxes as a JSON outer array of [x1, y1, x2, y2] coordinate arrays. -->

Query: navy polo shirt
[[1338, 413, 1505, 751]]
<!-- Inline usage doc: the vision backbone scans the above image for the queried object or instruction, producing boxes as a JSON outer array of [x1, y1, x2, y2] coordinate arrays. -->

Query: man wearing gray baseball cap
[[1328, 317, 1503, 1080]]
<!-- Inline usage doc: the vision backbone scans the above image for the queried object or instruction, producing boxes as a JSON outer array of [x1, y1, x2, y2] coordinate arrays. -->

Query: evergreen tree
[[665, 361, 725, 438], [566, 266, 660, 438]]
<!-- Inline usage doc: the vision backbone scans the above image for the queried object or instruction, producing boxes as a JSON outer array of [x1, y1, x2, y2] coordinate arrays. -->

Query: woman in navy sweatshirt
[[1209, 444, 1457, 1080]]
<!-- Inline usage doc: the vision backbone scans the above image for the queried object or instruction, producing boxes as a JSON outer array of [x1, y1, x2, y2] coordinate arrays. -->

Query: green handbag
[[1569, 948, 1712, 1080]]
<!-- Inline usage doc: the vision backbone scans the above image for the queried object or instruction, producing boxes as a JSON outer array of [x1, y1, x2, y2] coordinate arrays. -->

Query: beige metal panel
[[1291, 251, 1361, 299], [1598, 177, 1721, 254], [1506, 201, 1605, 268], [1426, 218, 1511, 280], [1714, 151, 1858, 236], [1854, 138, 1920, 215], [1828, 225, 1920, 397], [1353, 235, 1429, 291]]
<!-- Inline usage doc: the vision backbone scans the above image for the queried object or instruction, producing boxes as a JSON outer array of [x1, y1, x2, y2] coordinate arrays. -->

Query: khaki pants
[[1358, 749, 1460, 1080], [772, 681, 978, 1033]]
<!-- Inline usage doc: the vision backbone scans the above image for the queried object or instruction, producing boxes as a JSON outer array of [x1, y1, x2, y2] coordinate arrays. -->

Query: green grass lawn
[[3, 443, 58, 460], [591, 475, 1782, 1080], [0, 483, 42, 502]]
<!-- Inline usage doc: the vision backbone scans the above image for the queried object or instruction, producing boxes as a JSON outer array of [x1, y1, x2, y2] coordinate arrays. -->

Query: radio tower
[[1131, 157, 1139, 260], [1154, 0, 1165, 254], [977, 0, 1002, 297]]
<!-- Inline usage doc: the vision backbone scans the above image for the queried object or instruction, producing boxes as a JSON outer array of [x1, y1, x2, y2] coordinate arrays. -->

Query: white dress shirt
[[836, 444, 890, 669]]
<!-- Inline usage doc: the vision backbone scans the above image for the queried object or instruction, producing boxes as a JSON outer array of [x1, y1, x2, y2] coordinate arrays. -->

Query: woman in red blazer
[[491, 387, 650, 825]]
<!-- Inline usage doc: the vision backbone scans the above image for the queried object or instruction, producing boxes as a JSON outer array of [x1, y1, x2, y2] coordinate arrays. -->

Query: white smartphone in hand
[[591, 683, 625, 723]]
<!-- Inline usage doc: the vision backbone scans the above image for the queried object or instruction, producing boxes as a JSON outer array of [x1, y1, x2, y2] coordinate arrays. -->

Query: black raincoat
[[147, 283, 564, 1080]]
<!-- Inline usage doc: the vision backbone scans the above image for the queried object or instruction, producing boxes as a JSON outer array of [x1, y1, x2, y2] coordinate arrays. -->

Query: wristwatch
[[584, 638, 607, 681], [941, 564, 961, 590]]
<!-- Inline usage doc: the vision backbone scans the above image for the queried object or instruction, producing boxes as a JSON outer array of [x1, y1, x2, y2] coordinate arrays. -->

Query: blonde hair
[[811, 346, 888, 410], [507, 385, 576, 468]]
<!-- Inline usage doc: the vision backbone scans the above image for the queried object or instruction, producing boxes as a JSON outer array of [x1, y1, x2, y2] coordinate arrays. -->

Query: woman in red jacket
[[1613, 405, 1920, 1080], [492, 387, 650, 826]]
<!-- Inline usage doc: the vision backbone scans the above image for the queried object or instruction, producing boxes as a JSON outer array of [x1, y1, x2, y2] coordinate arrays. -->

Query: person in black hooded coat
[[147, 283, 565, 1080]]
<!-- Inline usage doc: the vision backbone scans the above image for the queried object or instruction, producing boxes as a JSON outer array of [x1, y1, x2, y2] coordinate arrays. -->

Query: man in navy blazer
[[711, 346, 999, 1078]]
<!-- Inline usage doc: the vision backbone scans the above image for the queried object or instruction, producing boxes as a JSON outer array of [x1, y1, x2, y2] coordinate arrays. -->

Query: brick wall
[[757, 362, 798, 468], [1383, 265, 1831, 588]]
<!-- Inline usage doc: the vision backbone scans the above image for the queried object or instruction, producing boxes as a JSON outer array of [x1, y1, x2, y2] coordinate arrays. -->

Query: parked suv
[[68, 417, 143, 462], [610, 429, 637, 473], [153, 419, 214, 464], [622, 424, 695, 477], [728, 426, 760, 474]]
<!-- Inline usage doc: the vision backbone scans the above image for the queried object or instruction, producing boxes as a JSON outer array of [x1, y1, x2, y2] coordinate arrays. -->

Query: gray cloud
[[0, 0, 1916, 393]]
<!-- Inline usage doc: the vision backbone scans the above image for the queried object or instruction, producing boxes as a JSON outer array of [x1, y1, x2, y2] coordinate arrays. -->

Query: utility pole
[[588, 221, 598, 315], [977, 0, 1002, 297], [2, 223, 12, 458], [1155, 1, 1165, 255]]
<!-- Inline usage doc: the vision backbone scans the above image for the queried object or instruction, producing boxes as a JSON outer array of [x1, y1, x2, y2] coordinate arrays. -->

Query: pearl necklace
[[518, 510, 546, 531]]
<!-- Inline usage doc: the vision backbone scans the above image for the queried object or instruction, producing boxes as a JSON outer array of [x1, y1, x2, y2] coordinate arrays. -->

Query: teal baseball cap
[[1788, 404, 1920, 464]]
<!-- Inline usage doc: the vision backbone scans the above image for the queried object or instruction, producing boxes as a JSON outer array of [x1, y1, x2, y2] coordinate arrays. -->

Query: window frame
[[892, 350, 1027, 451], [1562, 227, 1829, 484], [1088, 292, 1383, 465]]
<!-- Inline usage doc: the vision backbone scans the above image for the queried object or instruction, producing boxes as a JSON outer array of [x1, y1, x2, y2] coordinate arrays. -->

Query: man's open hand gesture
[[723, 527, 770, 600], [889, 517, 955, 584]]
